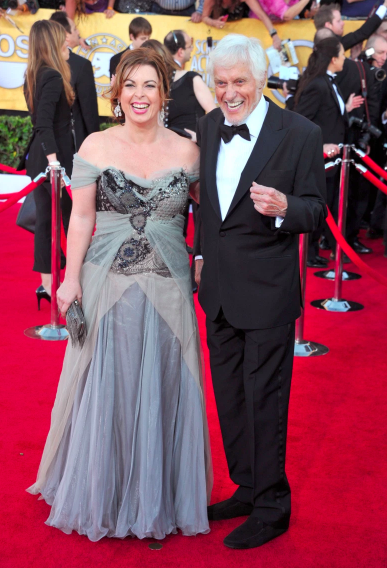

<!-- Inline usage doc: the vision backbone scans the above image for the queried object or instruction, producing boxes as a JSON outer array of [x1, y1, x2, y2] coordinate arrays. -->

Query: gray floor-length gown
[[27, 154, 213, 542]]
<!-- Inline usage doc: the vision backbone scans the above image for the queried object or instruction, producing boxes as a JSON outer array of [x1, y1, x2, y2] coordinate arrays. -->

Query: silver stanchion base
[[314, 270, 361, 281], [24, 324, 69, 341], [311, 298, 364, 312], [294, 340, 329, 357]]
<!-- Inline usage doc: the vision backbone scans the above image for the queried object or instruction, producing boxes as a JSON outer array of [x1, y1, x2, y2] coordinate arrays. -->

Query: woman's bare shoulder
[[78, 127, 122, 161], [165, 129, 199, 163]]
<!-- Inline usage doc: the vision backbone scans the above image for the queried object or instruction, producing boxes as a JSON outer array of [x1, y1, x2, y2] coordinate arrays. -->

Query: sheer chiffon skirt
[[32, 279, 210, 541]]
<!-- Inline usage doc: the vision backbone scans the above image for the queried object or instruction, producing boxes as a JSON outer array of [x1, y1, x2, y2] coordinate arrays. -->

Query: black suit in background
[[109, 47, 131, 78], [341, 12, 385, 51], [68, 51, 99, 149], [336, 59, 379, 243], [295, 74, 347, 251], [197, 100, 326, 526], [24, 67, 74, 273]]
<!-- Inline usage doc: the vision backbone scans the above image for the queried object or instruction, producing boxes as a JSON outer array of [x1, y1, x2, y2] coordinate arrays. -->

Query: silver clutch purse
[[66, 299, 87, 348]]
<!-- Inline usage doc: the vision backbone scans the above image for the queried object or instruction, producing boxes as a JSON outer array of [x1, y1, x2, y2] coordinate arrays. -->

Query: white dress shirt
[[216, 96, 283, 227], [326, 71, 345, 115], [195, 96, 282, 261]]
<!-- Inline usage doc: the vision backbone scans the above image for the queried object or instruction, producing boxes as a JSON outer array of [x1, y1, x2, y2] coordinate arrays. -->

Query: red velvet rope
[[358, 153, 387, 183], [360, 167, 387, 196], [0, 175, 46, 213], [0, 164, 26, 175], [0, 193, 23, 200], [326, 208, 387, 288]]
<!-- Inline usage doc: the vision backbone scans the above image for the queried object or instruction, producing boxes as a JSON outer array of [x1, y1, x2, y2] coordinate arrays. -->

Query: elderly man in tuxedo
[[195, 34, 326, 550]]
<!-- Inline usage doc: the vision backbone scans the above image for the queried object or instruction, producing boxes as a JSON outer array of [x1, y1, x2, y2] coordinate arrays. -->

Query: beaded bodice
[[96, 167, 190, 277]]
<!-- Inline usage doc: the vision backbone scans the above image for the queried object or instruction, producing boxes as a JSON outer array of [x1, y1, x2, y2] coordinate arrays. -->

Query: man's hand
[[195, 259, 204, 287], [79, 37, 91, 51], [250, 182, 287, 217], [190, 11, 202, 22], [323, 143, 341, 157]]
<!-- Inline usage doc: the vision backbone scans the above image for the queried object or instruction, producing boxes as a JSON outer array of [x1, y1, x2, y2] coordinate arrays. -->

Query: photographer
[[366, 34, 387, 245]]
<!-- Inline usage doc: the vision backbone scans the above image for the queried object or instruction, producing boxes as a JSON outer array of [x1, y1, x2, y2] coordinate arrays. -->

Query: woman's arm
[[105, 0, 116, 17], [65, 0, 77, 20], [243, 0, 282, 49], [35, 70, 63, 166], [189, 181, 200, 203], [192, 76, 217, 113], [282, 0, 311, 20], [57, 182, 97, 316]]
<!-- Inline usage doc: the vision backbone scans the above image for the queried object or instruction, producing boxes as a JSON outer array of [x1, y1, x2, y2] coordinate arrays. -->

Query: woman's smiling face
[[119, 64, 162, 124]]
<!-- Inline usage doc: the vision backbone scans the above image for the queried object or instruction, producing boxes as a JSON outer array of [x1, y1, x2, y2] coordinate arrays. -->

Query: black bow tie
[[219, 122, 251, 144], [328, 74, 337, 84]]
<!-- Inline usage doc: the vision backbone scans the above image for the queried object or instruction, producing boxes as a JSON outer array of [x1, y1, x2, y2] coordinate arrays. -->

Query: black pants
[[346, 169, 371, 244], [206, 310, 295, 527], [323, 169, 340, 251], [33, 180, 72, 273]]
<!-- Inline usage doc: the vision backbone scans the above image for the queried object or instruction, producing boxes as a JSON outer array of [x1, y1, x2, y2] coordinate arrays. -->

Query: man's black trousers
[[206, 310, 295, 527]]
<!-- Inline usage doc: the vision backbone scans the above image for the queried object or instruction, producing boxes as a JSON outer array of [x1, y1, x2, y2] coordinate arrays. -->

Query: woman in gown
[[27, 48, 213, 542]]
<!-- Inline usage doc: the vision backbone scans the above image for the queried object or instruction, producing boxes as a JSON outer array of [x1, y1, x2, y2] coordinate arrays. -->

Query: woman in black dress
[[24, 20, 75, 306]]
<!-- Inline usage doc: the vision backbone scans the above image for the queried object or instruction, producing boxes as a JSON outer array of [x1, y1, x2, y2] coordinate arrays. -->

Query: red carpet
[[1, 205, 387, 568]]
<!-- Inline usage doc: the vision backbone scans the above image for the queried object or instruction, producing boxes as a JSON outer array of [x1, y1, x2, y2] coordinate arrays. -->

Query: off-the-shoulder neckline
[[74, 153, 190, 184]]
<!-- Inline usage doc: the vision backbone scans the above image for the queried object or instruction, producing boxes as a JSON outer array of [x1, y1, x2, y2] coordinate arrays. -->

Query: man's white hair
[[208, 34, 267, 82]]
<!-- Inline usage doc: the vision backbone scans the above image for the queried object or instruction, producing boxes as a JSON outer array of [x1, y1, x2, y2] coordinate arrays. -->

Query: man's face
[[130, 33, 150, 49], [181, 33, 194, 64], [372, 38, 387, 67], [214, 63, 265, 125], [377, 21, 387, 41], [66, 17, 80, 49], [326, 10, 344, 37]]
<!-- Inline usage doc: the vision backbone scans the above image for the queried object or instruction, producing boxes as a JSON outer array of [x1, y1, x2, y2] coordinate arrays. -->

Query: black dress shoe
[[207, 497, 253, 521], [316, 255, 329, 265], [352, 238, 373, 254], [319, 236, 331, 250], [307, 257, 328, 268], [223, 516, 289, 549]]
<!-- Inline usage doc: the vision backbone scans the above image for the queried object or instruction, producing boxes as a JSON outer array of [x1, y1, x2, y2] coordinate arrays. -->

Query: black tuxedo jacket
[[196, 99, 327, 329], [295, 75, 348, 146], [109, 47, 130, 78], [68, 51, 99, 149], [341, 13, 384, 51]]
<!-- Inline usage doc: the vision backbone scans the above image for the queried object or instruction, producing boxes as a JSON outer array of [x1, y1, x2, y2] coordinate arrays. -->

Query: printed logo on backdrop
[[75, 33, 128, 98], [267, 39, 314, 105], [190, 39, 218, 87], [0, 34, 29, 89]]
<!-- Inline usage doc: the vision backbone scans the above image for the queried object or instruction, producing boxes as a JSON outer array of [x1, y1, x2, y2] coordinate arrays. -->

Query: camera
[[359, 48, 387, 82], [267, 76, 299, 94], [349, 116, 382, 150]]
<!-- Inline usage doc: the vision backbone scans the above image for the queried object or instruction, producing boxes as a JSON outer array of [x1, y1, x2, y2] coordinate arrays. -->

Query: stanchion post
[[294, 234, 329, 357], [50, 165, 61, 328], [311, 145, 364, 312], [25, 165, 69, 341], [314, 151, 360, 282]]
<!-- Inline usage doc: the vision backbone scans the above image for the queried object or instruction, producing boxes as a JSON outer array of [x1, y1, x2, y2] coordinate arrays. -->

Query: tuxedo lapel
[[225, 98, 288, 220], [325, 75, 342, 115], [205, 111, 223, 219]]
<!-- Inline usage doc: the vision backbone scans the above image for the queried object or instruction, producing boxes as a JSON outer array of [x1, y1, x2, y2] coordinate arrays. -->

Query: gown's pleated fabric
[[27, 154, 212, 542]]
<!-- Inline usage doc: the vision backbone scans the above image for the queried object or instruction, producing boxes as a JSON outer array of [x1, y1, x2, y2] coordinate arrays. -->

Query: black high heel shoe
[[36, 285, 51, 310]]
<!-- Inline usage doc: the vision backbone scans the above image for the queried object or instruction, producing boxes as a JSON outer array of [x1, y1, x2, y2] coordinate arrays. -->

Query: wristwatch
[[270, 28, 278, 37]]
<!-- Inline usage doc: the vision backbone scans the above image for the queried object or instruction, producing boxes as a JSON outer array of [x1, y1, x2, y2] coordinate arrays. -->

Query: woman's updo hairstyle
[[109, 47, 170, 120]]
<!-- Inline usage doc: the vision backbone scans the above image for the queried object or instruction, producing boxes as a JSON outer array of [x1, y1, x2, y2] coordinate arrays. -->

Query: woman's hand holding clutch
[[57, 279, 82, 318]]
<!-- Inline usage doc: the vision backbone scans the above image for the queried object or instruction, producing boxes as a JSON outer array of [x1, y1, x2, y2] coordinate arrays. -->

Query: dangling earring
[[159, 105, 165, 126], [114, 101, 122, 118]]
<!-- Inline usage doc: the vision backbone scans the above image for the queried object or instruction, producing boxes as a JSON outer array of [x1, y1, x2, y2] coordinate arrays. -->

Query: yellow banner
[[0, 11, 366, 115]]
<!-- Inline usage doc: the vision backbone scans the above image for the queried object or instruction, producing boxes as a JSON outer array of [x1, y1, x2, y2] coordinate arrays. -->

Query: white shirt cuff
[[275, 216, 284, 228], [376, 5, 387, 18], [195, 255, 203, 260]]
